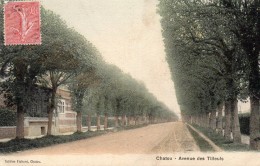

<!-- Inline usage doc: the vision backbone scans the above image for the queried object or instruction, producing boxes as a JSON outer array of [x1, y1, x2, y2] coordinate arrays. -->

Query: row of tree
[[0, 3, 178, 139], [158, 0, 259, 150], [71, 63, 178, 132]]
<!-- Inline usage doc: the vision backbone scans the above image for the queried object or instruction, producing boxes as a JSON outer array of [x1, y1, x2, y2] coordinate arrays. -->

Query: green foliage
[[0, 4, 106, 136], [158, 0, 259, 118], [0, 108, 16, 126], [0, 2, 178, 136], [82, 63, 178, 120], [159, 0, 226, 116], [70, 69, 101, 113]]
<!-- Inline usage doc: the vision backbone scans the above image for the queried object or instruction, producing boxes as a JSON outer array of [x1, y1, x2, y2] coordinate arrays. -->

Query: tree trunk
[[224, 101, 232, 141], [87, 114, 91, 131], [134, 116, 138, 125], [148, 116, 152, 124], [210, 110, 217, 131], [217, 103, 223, 135], [247, 47, 260, 149], [114, 115, 119, 127], [125, 116, 128, 126], [231, 99, 241, 143], [242, 18, 260, 150], [104, 114, 108, 130], [76, 112, 82, 132], [47, 88, 57, 135], [97, 115, 100, 130], [143, 115, 146, 124], [13, 59, 27, 139], [16, 103, 24, 139], [129, 116, 134, 126], [47, 110, 54, 135], [121, 114, 126, 126], [75, 91, 84, 132], [250, 96, 260, 150]]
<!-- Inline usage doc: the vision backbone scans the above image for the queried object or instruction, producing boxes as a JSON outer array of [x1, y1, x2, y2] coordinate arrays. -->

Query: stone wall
[[24, 117, 54, 136], [57, 112, 77, 133], [0, 126, 16, 139], [0, 126, 29, 139]]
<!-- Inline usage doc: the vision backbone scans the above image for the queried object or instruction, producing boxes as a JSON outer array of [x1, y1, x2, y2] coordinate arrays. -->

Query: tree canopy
[[158, 0, 259, 149], [0, 3, 178, 137]]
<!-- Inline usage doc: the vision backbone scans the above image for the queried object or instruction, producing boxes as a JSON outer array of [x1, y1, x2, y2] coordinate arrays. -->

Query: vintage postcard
[[0, 0, 259, 166]]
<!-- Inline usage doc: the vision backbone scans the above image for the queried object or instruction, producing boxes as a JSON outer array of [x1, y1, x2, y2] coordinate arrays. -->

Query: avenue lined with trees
[[1, 0, 259, 153], [0, 2, 177, 141], [158, 0, 259, 150]]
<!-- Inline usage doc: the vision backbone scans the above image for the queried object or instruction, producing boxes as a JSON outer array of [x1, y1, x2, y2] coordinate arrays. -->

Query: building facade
[[0, 86, 77, 139], [54, 87, 77, 134]]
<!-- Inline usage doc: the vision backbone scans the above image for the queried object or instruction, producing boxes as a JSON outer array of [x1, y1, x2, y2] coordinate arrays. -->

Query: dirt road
[[14, 121, 199, 155]]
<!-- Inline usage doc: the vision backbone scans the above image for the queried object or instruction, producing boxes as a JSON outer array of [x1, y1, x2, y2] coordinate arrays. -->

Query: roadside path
[[187, 124, 223, 152], [11, 121, 199, 155]]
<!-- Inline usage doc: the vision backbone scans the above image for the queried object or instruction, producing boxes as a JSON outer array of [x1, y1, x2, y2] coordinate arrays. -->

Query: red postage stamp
[[4, 1, 41, 45]]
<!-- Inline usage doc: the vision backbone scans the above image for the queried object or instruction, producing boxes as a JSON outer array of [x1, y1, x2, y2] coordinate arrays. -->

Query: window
[[57, 99, 66, 113]]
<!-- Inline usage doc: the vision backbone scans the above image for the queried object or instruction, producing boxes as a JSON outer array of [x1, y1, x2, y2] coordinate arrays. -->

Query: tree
[[37, 9, 98, 135], [82, 63, 178, 129], [0, 7, 71, 138], [70, 68, 100, 132], [0, 7, 99, 137], [158, 0, 250, 143]]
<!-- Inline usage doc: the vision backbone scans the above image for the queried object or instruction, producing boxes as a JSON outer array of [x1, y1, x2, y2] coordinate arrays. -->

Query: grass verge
[[0, 130, 108, 154], [187, 125, 215, 152], [191, 125, 250, 151]]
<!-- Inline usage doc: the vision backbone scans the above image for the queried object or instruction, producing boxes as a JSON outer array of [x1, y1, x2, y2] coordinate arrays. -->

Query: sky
[[42, 0, 181, 116]]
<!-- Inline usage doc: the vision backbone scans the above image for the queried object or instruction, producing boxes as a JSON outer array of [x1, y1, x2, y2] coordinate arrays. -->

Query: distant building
[[238, 99, 250, 114], [0, 85, 77, 139], [54, 87, 77, 133]]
